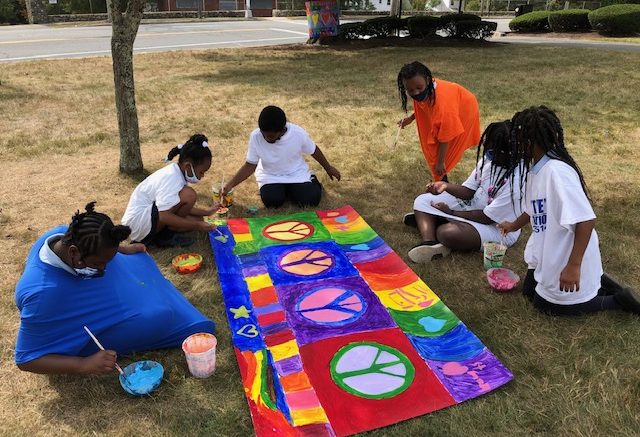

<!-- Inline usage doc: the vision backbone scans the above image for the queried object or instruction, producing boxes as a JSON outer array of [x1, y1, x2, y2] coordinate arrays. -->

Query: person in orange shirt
[[397, 61, 481, 182]]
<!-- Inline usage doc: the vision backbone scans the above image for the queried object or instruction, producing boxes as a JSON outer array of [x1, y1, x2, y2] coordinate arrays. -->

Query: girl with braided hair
[[122, 133, 219, 248], [396, 61, 481, 183], [499, 106, 639, 315], [15, 202, 215, 375], [404, 121, 524, 263]]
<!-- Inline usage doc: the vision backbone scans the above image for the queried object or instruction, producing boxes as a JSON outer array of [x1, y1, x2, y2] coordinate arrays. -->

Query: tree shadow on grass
[[0, 82, 33, 103]]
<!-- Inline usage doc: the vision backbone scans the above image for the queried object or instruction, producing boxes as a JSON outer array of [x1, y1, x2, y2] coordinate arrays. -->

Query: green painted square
[[233, 211, 332, 255]]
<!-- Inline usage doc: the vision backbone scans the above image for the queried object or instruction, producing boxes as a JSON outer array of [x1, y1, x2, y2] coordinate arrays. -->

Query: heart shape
[[350, 244, 369, 251], [335, 216, 348, 223], [418, 316, 447, 333], [236, 324, 259, 338], [442, 361, 469, 376]]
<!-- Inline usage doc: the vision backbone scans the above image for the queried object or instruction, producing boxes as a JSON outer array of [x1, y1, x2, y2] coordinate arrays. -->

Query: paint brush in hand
[[83, 325, 124, 375]]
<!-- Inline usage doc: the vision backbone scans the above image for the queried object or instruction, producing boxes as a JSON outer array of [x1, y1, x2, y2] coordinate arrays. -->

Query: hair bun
[[110, 225, 131, 243]]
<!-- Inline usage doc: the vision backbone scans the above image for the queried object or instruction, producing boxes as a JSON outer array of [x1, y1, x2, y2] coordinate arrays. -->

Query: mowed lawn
[[0, 42, 639, 436]]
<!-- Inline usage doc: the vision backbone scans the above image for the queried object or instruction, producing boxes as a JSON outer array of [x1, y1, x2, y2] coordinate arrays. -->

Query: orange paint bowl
[[486, 268, 520, 293], [172, 253, 203, 274]]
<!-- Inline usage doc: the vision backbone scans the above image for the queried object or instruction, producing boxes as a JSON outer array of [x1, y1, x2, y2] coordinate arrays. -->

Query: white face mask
[[74, 266, 105, 279], [184, 163, 200, 184]]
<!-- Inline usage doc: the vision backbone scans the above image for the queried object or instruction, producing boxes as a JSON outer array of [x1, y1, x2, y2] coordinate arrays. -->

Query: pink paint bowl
[[486, 268, 520, 293]]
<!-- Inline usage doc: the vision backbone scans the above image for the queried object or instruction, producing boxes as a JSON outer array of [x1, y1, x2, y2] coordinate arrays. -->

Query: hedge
[[509, 10, 552, 32], [455, 20, 498, 39], [548, 9, 591, 32], [438, 12, 482, 37], [362, 16, 407, 38], [600, 0, 640, 5], [407, 15, 440, 38], [588, 4, 640, 35]]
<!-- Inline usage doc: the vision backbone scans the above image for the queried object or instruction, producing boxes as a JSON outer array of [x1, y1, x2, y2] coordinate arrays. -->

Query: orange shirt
[[413, 79, 480, 181]]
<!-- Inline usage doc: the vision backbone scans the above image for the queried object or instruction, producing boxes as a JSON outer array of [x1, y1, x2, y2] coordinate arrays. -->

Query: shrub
[[361, 16, 405, 38], [438, 12, 482, 37], [548, 9, 591, 32], [509, 10, 552, 32], [588, 4, 640, 35], [0, 0, 26, 24], [407, 15, 440, 38], [455, 20, 498, 39], [337, 22, 366, 40], [600, 0, 640, 5]]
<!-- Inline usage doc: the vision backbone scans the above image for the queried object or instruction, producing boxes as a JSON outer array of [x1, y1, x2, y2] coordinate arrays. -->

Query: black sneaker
[[613, 288, 640, 314], [403, 212, 417, 228]]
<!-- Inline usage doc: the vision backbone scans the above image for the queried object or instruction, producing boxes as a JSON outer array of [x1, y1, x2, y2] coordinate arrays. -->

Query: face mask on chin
[[184, 163, 200, 184], [411, 88, 430, 102], [74, 266, 105, 279]]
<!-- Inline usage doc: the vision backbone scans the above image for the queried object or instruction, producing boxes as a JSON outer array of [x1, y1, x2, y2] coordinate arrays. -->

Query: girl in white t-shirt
[[222, 106, 341, 208], [122, 134, 218, 248], [405, 121, 524, 263], [499, 106, 639, 316]]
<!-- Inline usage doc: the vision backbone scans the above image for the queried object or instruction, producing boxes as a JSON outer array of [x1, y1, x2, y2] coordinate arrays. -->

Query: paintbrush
[[392, 112, 407, 149], [83, 325, 125, 376], [219, 174, 225, 207]]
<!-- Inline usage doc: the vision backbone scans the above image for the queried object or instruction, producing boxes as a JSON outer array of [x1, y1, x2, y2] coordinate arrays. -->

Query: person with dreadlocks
[[122, 133, 218, 248], [14, 202, 215, 375], [404, 121, 523, 263], [221, 105, 341, 208], [499, 106, 639, 316], [397, 61, 481, 182]]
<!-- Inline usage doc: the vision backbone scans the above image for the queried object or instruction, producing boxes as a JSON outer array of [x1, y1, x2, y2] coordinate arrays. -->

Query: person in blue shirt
[[15, 202, 215, 375]]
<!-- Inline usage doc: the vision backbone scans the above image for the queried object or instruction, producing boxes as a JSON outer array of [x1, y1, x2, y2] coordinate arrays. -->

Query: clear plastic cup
[[212, 186, 234, 207], [483, 241, 507, 270], [182, 333, 217, 378]]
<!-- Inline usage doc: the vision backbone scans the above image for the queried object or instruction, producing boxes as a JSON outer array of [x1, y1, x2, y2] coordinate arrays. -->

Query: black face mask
[[411, 88, 430, 102]]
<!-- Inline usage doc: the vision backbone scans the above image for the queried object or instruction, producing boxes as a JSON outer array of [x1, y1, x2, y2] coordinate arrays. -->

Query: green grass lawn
[[0, 41, 639, 436]]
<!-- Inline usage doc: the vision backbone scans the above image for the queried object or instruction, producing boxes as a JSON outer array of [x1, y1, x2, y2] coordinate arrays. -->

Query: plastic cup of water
[[483, 241, 507, 270], [182, 333, 217, 378]]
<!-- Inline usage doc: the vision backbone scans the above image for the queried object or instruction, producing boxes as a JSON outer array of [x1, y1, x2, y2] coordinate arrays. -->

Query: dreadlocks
[[397, 61, 436, 113], [61, 202, 130, 256], [511, 106, 590, 199]]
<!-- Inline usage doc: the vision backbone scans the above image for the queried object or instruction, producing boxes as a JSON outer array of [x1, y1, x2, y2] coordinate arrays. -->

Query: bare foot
[[118, 243, 147, 255]]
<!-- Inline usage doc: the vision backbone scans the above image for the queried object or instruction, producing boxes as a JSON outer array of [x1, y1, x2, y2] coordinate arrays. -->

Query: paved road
[[1, 17, 638, 63], [0, 19, 310, 62]]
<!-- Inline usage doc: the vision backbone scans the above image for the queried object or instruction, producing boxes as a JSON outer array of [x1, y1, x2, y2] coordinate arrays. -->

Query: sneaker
[[408, 241, 451, 263], [613, 288, 640, 314], [403, 212, 417, 228]]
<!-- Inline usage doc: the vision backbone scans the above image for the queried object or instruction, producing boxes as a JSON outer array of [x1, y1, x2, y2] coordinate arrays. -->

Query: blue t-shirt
[[15, 226, 215, 364]]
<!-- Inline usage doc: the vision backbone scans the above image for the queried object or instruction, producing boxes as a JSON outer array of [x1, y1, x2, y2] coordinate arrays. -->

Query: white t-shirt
[[122, 163, 187, 242], [246, 123, 317, 187], [523, 156, 602, 305]]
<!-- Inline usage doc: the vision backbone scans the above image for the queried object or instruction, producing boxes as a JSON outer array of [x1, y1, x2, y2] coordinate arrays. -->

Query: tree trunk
[[110, 0, 145, 175]]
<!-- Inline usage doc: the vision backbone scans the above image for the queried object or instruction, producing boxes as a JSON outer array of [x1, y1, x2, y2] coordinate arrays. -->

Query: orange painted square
[[279, 371, 312, 392]]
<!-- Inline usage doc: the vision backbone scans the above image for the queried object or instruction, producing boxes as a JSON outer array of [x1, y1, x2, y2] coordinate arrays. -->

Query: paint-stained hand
[[426, 181, 448, 194], [498, 221, 517, 235], [199, 221, 217, 232], [560, 263, 581, 292], [81, 350, 117, 375], [326, 165, 341, 181], [431, 202, 453, 215]]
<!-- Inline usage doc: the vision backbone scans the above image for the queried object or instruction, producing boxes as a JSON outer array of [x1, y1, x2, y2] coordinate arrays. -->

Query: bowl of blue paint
[[119, 360, 164, 396]]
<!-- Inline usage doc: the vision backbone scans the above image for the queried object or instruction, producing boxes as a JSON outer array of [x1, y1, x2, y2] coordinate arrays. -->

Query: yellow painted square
[[245, 274, 273, 292], [234, 233, 253, 243], [269, 339, 299, 361], [290, 407, 329, 426]]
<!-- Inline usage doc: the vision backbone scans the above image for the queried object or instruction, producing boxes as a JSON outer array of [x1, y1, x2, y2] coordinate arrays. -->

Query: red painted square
[[298, 327, 456, 437], [264, 329, 296, 347], [228, 218, 250, 234], [251, 286, 279, 307], [354, 252, 419, 290], [257, 310, 287, 326]]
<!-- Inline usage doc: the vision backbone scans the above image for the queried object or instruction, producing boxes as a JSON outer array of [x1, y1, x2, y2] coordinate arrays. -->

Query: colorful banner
[[305, 0, 340, 39], [210, 205, 512, 436]]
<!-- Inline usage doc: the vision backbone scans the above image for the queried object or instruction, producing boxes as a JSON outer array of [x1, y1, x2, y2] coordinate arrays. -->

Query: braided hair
[[397, 61, 436, 113], [475, 121, 514, 200], [61, 202, 131, 256], [166, 133, 211, 164], [511, 106, 589, 199]]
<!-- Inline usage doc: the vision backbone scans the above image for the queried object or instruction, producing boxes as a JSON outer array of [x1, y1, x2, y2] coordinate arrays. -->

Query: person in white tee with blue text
[[499, 106, 639, 316], [222, 106, 341, 208]]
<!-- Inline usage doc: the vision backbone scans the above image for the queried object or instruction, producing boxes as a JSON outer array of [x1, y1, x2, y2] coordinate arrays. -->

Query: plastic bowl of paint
[[119, 360, 164, 396], [486, 268, 520, 293], [216, 206, 229, 217], [172, 253, 203, 274]]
